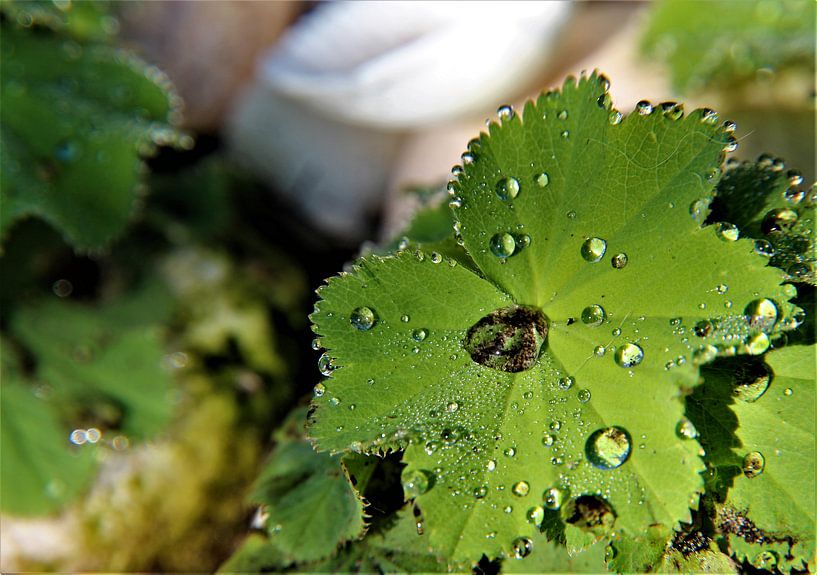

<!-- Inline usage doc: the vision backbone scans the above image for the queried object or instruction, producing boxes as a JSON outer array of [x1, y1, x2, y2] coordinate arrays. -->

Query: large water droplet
[[716, 222, 739, 242], [526, 506, 545, 526], [496, 177, 520, 201], [512, 481, 530, 497], [412, 328, 429, 342], [745, 298, 778, 332], [402, 469, 431, 498], [511, 537, 533, 559], [318, 353, 335, 376], [744, 332, 770, 355], [557, 376, 575, 391], [636, 100, 652, 115], [544, 487, 565, 510], [742, 451, 765, 478], [675, 417, 698, 439], [581, 237, 607, 262], [497, 105, 514, 120], [464, 306, 548, 373], [577, 389, 591, 403], [581, 305, 605, 326], [490, 232, 516, 258], [350, 306, 377, 330], [614, 343, 644, 368], [586, 427, 632, 469]]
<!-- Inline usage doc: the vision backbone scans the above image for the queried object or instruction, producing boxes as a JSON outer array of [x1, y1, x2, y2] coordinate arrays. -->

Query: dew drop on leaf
[[313, 383, 326, 397], [430, 252, 442, 264], [511, 536, 533, 559], [742, 451, 765, 478], [586, 427, 632, 470], [497, 105, 514, 120], [542, 434, 555, 447], [350, 306, 377, 330], [318, 353, 335, 376], [693, 320, 713, 337], [490, 232, 516, 258], [580, 237, 607, 262], [473, 485, 488, 499], [526, 506, 545, 526], [744, 332, 770, 355], [557, 110, 568, 120], [581, 304, 605, 326], [636, 100, 653, 115], [609, 110, 622, 125], [594, 345, 606, 357], [732, 361, 771, 402], [400, 314, 410, 323], [402, 469, 431, 499], [557, 376, 575, 390], [716, 222, 740, 242], [761, 208, 798, 234], [614, 343, 644, 367], [496, 177, 520, 201], [611, 253, 629, 269], [544, 487, 566, 510], [675, 417, 698, 439], [577, 389, 591, 403], [464, 306, 548, 373], [534, 172, 550, 188], [412, 328, 428, 342], [745, 298, 778, 331], [512, 481, 530, 497]]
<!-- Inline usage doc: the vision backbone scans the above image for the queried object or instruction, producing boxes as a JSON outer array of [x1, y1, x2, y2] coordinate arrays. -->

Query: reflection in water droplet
[[675, 418, 698, 439], [497, 105, 514, 120], [543, 487, 565, 510], [490, 233, 516, 258], [594, 345, 606, 357], [496, 177, 520, 201], [318, 353, 335, 376], [636, 100, 652, 115], [716, 222, 739, 242], [464, 306, 548, 373], [733, 361, 770, 402], [313, 383, 326, 397], [581, 305, 605, 326], [557, 376, 575, 390], [526, 506, 545, 526], [534, 172, 550, 188], [577, 389, 591, 403], [581, 237, 607, 262], [412, 328, 429, 342], [761, 208, 798, 234], [542, 434, 555, 447], [512, 537, 533, 559], [745, 299, 778, 332], [614, 343, 644, 368], [742, 451, 765, 478], [402, 469, 431, 498], [350, 306, 377, 330], [745, 332, 770, 355], [512, 481, 530, 497], [609, 110, 622, 125], [586, 427, 632, 469], [473, 485, 488, 499], [611, 253, 628, 269]]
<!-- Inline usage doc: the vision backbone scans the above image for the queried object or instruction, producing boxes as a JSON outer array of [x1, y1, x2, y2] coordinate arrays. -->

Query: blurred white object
[[228, 1, 572, 239], [260, 1, 572, 128]]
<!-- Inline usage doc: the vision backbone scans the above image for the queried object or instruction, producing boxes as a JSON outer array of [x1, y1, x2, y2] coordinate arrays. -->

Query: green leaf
[[503, 536, 609, 574], [0, 25, 182, 249], [708, 159, 816, 285], [11, 297, 173, 439], [642, 0, 816, 94], [309, 73, 797, 563], [0, 346, 97, 515], [723, 344, 816, 570], [216, 533, 286, 574], [607, 525, 670, 573], [250, 410, 366, 563]]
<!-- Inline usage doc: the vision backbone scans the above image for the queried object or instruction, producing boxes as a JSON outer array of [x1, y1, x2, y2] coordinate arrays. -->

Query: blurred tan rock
[[119, 1, 300, 132]]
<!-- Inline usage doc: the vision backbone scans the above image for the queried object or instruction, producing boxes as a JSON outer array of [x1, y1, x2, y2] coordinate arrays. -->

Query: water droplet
[[487, 459, 497, 471], [733, 362, 770, 402], [609, 110, 622, 125], [594, 345, 606, 357], [497, 105, 514, 120], [496, 177, 521, 201], [400, 314, 410, 323], [689, 199, 708, 222], [784, 387, 793, 396], [350, 306, 377, 330], [723, 137, 738, 153], [557, 376, 575, 390], [446, 401, 459, 413], [526, 506, 545, 526], [581, 305, 605, 326], [557, 110, 568, 120], [329, 397, 340, 407], [742, 451, 765, 478], [318, 353, 335, 376], [473, 485, 488, 499], [550, 420, 562, 432], [611, 253, 628, 269], [761, 208, 798, 234], [544, 487, 565, 510], [715, 284, 729, 294], [745, 298, 778, 332], [313, 383, 326, 397], [586, 427, 632, 469], [716, 222, 739, 241], [700, 108, 718, 125], [675, 418, 698, 439], [490, 232, 516, 258], [581, 237, 607, 262], [566, 210, 576, 220], [560, 130, 570, 139], [744, 332, 770, 355], [504, 446, 517, 457], [611, 328, 621, 336], [465, 306, 548, 373], [693, 320, 713, 337], [542, 434, 555, 447], [412, 328, 428, 342], [614, 343, 644, 368], [636, 100, 652, 115], [511, 537, 533, 559], [69, 429, 87, 445], [512, 481, 530, 497], [577, 389, 591, 403], [402, 469, 431, 498], [430, 252, 443, 264], [534, 172, 550, 187], [52, 279, 73, 298], [597, 93, 612, 109]]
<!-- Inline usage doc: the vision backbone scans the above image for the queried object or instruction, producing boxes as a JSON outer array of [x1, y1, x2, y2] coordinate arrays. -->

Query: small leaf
[[0, 345, 96, 515], [250, 410, 366, 563], [723, 344, 816, 570], [0, 25, 181, 249]]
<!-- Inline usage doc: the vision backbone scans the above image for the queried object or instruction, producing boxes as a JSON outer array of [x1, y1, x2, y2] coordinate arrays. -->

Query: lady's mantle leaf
[[309, 74, 796, 563], [722, 344, 815, 570], [0, 26, 181, 249]]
